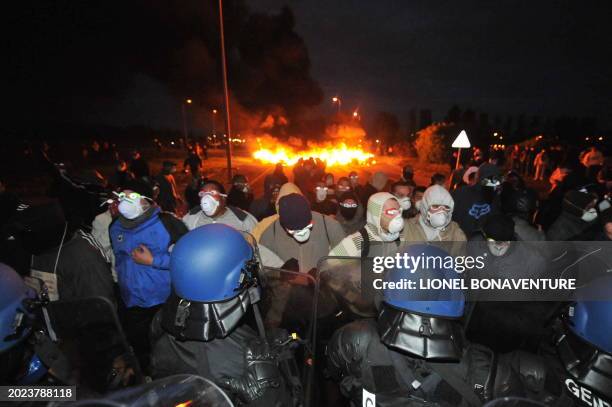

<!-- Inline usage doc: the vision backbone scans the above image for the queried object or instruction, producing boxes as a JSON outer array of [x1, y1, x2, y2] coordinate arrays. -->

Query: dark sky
[[5, 1, 612, 131], [253, 1, 612, 127]]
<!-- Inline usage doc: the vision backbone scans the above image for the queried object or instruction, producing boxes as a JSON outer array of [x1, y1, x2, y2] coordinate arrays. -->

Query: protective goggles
[[340, 202, 358, 208], [315, 186, 329, 191], [198, 190, 228, 198], [286, 222, 314, 235], [104, 191, 149, 206], [485, 236, 510, 246], [383, 208, 401, 217]]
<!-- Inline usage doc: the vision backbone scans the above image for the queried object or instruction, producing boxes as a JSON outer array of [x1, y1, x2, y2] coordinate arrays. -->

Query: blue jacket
[[110, 208, 175, 308]]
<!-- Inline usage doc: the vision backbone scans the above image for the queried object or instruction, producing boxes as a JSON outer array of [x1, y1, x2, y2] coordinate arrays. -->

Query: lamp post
[[211, 109, 217, 136], [332, 96, 342, 114], [181, 98, 192, 147], [218, 0, 233, 181]]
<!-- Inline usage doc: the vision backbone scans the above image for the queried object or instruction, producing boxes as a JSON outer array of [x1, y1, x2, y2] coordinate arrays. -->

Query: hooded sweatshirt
[[329, 192, 401, 257], [402, 185, 467, 255]]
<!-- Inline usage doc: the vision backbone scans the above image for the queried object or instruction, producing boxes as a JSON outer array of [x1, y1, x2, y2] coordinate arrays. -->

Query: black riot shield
[[257, 265, 315, 407], [44, 296, 143, 393], [50, 374, 234, 407]]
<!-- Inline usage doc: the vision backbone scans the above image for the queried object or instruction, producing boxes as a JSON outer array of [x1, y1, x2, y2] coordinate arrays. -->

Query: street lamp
[[211, 109, 218, 137], [181, 98, 192, 146], [332, 96, 342, 114]]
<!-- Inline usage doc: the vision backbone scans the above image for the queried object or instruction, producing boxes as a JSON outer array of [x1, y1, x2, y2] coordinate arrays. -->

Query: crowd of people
[[0, 141, 611, 406]]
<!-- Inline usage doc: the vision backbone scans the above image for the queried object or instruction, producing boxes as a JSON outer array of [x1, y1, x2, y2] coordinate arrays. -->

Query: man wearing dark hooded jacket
[[452, 163, 502, 238], [21, 202, 115, 302], [467, 215, 548, 353], [546, 190, 599, 241]]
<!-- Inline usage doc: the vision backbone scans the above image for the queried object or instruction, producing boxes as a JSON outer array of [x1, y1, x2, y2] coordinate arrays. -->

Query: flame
[[253, 142, 374, 167]]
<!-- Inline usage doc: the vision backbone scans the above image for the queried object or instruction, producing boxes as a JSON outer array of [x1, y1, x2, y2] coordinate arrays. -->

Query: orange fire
[[253, 143, 375, 167]]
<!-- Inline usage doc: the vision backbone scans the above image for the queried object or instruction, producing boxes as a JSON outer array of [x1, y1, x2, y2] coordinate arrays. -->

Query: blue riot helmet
[[568, 277, 612, 354], [378, 244, 466, 361], [170, 223, 254, 302], [555, 276, 612, 404], [0, 263, 45, 384], [161, 224, 260, 341], [1, 263, 36, 352]]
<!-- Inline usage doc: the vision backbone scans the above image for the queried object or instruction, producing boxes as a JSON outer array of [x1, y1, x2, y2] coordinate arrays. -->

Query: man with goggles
[[182, 179, 258, 233], [109, 188, 188, 371]]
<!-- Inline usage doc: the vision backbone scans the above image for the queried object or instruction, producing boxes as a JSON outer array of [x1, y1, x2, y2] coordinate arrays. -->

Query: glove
[[220, 339, 282, 403]]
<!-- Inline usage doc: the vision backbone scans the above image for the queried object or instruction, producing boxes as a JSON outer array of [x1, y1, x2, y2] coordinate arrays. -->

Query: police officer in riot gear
[[540, 276, 612, 407], [150, 223, 301, 406], [325, 244, 561, 406]]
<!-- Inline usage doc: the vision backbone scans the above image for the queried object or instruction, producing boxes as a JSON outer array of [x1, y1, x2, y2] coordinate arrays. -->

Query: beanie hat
[[482, 215, 515, 241], [278, 193, 312, 230]]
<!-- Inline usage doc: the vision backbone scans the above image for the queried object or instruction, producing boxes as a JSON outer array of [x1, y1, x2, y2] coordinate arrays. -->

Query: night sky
[[5, 1, 612, 132], [252, 1, 612, 126]]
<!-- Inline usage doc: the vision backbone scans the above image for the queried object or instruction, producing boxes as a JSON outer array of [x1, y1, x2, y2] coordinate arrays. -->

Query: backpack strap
[[359, 227, 370, 259], [159, 212, 189, 244], [228, 206, 248, 222], [321, 214, 330, 247]]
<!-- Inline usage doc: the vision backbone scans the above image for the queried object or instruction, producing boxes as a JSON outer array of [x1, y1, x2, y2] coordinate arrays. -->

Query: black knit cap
[[278, 193, 312, 230], [482, 215, 516, 241]]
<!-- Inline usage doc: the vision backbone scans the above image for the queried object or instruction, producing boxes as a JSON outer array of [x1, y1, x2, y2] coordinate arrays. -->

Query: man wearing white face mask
[[402, 185, 466, 251], [547, 189, 599, 241], [466, 214, 547, 351], [326, 192, 405, 318], [182, 180, 258, 233], [259, 193, 345, 273], [330, 192, 405, 258], [391, 180, 415, 219], [109, 188, 188, 370]]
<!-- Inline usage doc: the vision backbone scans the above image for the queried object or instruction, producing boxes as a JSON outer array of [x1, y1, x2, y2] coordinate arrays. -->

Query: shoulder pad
[[326, 319, 378, 380]]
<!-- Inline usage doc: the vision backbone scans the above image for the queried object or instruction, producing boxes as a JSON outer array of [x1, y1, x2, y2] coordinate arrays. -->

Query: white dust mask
[[581, 208, 598, 222], [387, 215, 405, 234], [427, 211, 449, 229], [200, 195, 220, 216], [398, 197, 411, 211], [118, 200, 144, 220]]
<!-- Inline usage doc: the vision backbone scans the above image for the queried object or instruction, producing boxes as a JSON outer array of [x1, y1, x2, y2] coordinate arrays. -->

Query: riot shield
[[50, 374, 234, 407], [44, 296, 143, 393]]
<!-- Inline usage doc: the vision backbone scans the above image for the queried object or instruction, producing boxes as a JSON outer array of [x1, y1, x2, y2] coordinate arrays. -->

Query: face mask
[[380, 230, 400, 242], [315, 188, 328, 201], [200, 195, 220, 216], [387, 215, 405, 234], [581, 208, 598, 222], [488, 241, 510, 257], [415, 200, 422, 211], [291, 227, 311, 243], [339, 206, 358, 220], [427, 211, 449, 229], [118, 200, 144, 220], [398, 197, 411, 211]]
